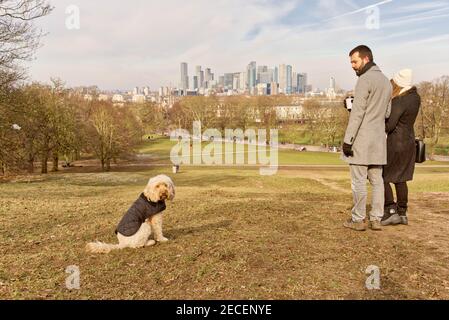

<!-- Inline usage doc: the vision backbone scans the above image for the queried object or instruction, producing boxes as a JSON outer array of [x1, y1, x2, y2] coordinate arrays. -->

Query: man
[[342, 45, 392, 231]]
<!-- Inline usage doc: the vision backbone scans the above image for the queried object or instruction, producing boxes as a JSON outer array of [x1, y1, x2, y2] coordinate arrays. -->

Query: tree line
[[0, 80, 144, 174]]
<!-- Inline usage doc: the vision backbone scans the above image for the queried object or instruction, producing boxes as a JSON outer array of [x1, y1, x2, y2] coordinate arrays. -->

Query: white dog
[[86, 175, 175, 254]]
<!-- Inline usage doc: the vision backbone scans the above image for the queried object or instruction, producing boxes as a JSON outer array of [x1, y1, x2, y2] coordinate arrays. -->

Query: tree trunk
[[41, 154, 48, 174], [101, 158, 105, 171], [1, 162, 6, 176], [52, 152, 59, 172], [106, 158, 111, 172], [27, 155, 34, 174]]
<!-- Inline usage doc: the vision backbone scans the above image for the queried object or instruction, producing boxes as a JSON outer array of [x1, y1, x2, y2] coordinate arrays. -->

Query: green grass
[[136, 137, 448, 166]]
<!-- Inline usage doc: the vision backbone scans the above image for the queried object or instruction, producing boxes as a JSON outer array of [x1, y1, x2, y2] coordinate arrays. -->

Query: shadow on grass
[[164, 220, 233, 240]]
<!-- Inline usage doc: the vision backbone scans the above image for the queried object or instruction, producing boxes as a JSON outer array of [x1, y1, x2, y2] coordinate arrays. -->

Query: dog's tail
[[85, 241, 123, 254]]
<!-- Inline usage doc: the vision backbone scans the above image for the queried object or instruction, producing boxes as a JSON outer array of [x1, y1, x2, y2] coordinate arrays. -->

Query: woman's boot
[[397, 206, 408, 225], [381, 204, 401, 226]]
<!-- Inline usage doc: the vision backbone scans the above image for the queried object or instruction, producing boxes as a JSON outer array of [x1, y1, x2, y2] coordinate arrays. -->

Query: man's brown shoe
[[343, 219, 366, 231], [369, 221, 382, 231]]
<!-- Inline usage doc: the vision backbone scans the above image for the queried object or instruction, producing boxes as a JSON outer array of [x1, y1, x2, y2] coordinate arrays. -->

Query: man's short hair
[[349, 45, 373, 62]]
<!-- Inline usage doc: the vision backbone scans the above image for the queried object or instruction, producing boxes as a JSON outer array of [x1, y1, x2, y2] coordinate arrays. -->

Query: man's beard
[[354, 61, 366, 75]]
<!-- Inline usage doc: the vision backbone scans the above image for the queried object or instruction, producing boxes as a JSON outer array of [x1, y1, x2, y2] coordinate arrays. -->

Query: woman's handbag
[[415, 139, 426, 163], [416, 104, 426, 164]]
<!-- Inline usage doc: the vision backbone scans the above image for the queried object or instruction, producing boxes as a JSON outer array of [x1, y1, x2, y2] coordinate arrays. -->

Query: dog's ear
[[143, 179, 160, 202], [167, 180, 175, 200], [160, 176, 175, 201]]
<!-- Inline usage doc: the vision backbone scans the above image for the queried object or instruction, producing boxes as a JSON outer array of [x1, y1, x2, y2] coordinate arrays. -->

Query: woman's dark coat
[[383, 87, 421, 183]]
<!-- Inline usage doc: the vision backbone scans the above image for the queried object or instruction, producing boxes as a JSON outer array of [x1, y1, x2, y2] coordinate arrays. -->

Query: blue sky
[[28, 0, 449, 91]]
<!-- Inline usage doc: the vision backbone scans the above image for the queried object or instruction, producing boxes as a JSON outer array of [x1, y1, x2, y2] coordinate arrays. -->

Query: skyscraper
[[292, 72, 298, 93], [193, 76, 199, 90], [286, 65, 293, 94], [257, 65, 268, 84], [274, 66, 279, 83], [297, 73, 308, 94], [239, 72, 247, 91], [196, 66, 203, 89], [247, 61, 257, 94], [330, 77, 336, 90], [205, 68, 212, 82], [279, 64, 287, 94], [180, 62, 189, 93], [224, 73, 234, 90]]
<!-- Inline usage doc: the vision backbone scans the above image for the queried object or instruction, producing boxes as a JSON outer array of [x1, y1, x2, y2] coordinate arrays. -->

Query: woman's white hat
[[393, 69, 413, 94]]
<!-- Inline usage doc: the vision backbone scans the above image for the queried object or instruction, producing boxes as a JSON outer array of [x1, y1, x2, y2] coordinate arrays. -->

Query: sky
[[27, 0, 449, 91]]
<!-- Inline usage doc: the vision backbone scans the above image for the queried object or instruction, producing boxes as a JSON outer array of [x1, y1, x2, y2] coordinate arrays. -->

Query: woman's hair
[[391, 79, 403, 99]]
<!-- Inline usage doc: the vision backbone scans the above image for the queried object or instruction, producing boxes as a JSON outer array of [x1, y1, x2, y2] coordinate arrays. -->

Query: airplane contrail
[[324, 0, 394, 21]]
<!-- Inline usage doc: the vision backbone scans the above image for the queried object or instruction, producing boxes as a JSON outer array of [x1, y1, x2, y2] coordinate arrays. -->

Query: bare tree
[[418, 76, 449, 158], [0, 0, 53, 87]]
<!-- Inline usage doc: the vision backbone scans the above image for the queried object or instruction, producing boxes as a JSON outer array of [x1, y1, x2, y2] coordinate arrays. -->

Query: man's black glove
[[342, 143, 354, 157]]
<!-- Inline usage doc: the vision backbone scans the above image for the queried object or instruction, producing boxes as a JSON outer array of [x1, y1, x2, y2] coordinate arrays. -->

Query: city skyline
[[175, 61, 311, 96], [27, 0, 449, 91]]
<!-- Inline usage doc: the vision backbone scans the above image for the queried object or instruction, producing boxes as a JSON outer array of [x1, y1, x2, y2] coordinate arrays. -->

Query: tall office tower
[[180, 62, 189, 93], [211, 73, 214, 81], [329, 77, 336, 90], [270, 82, 279, 95], [218, 76, 225, 87], [133, 87, 139, 95], [246, 61, 257, 94], [279, 64, 287, 94], [297, 73, 308, 94], [274, 66, 279, 83], [233, 73, 240, 90], [200, 71, 204, 88], [143, 86, 150, 96], [239, 72, 247, 91], [193, 76, 199, 90], [224, 73, 234, 90], [196, 66, 203, 89], [286, 65, 292, 95], [259, 71, 273, 84], [292, 72, 298, 93], [205, 68, 212, 82], [257, 65, 268, 84]]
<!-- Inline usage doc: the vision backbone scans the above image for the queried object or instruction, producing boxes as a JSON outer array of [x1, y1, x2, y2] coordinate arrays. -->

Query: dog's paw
[[157, 237, 169, 243], [145, 240, 156, 247]]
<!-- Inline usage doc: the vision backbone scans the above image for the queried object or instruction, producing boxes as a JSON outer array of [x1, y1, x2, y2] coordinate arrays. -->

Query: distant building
[[297, 73, 308, 94], [196, 66, 203, 89], [256, 83, 268, 95], [98, 94, 110, 101], [286, 65, 293, 94], [112, 94, 125, 103], [247, 61, 257, 94], [269, 82, 279, 95], [180, 62, 189, 93], [132, 94, 146, 103]]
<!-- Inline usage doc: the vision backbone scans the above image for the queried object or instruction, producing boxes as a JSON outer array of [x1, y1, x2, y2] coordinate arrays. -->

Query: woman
[[381, 69, 421, 226]]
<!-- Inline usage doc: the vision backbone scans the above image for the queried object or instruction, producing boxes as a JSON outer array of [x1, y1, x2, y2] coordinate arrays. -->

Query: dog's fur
[[86, 175, 175, 254]]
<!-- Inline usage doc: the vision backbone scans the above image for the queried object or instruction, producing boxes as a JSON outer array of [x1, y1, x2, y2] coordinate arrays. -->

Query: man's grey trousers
[[350, 165, 384, 222]]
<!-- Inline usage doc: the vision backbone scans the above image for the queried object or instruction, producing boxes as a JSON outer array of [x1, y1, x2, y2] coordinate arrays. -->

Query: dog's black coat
[[115, 193, 166, 236]]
